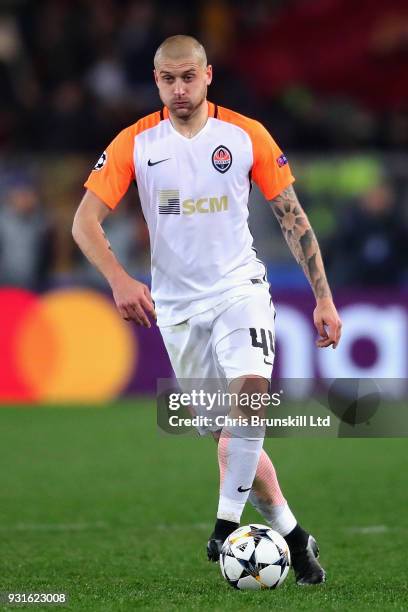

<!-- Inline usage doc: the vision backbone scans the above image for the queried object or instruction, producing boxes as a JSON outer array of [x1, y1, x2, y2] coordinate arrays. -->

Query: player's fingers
[[118, 304, 132, 322], [315, 318, 327, 339], [316, 337, 334, 348], [332, 319, 343, 349], [129, 302, 151, 328], [327, 317, 342, 344], [117, 301, 145, 325], [140, 295, 157, 320], [143, 284, 153, 299], [326, 319, 337, 343], [331, 325, 339, 349], [143, 286, 157, 319], [326, 324, 339, 349], [317, 319, 342, 348]]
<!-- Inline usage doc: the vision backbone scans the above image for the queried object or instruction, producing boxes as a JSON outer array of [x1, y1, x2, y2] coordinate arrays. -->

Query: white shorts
[[159, 285, 276, 434]]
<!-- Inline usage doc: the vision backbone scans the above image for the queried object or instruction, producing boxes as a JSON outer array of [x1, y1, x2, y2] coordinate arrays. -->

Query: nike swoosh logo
[[237, 486, 251, 493], [264, 358, 273, 365], [148, 158, 170, 166]]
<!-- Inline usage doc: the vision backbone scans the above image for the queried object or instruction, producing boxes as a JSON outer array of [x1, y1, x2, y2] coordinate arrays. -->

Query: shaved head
[[154, 35, 207, 69], [153, 35, 212, 124]]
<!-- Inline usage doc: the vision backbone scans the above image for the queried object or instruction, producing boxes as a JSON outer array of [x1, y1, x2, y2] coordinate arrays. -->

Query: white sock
[[248, 493, 297, 536], [217, 435, 263, 523]]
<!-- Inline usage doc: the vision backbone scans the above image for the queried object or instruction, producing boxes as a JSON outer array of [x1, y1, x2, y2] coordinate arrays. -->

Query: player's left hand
[[313, 298, 342, 349]]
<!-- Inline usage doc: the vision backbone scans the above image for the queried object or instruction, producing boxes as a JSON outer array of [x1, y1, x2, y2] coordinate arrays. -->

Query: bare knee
[[229, 375, 270, 420]]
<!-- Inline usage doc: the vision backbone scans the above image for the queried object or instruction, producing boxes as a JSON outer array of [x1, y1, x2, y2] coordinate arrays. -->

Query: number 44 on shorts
[[249, 328, 274, 358]]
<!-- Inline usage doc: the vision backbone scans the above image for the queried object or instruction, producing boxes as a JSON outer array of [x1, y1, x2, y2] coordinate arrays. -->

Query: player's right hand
[[110, 272, 157, 328]]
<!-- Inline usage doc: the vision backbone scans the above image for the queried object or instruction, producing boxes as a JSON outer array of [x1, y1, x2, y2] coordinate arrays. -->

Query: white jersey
[[85, 102, 294, 326]]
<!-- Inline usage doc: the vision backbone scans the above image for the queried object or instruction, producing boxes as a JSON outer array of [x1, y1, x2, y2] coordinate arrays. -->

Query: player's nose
[[173, 79, 186, 95]]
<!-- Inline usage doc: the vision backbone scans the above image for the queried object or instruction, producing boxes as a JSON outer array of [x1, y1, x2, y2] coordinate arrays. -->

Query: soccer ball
[[220, 524, 290, 590]]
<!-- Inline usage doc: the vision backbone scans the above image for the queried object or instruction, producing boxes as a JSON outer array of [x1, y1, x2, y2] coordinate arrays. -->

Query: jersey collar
[[161, 101, 218, 141]]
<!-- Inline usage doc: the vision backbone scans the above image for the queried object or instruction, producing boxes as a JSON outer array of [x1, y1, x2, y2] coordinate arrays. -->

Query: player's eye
[[184, 74, 194, 82]]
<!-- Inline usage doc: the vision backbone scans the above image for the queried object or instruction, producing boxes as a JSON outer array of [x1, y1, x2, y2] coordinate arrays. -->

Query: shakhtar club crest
[[212, 146, 232, 173]]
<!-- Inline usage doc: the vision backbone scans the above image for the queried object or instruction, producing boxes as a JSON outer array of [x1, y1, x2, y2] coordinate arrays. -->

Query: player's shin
[[217, 432, 264, 524], [248, 449, 297, 536], [215, 377, 268, 528], [208, 377, 268, 560], [207, 429, 264, 557]]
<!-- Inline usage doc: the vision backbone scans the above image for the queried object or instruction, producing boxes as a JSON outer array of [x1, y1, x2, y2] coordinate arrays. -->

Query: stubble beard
[[166, 87, 207, 122]]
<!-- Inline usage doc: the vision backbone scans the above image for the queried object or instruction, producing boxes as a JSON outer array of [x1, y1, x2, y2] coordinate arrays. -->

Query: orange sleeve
[[250, 121, 295, 200], [84, 127, 135, 210]]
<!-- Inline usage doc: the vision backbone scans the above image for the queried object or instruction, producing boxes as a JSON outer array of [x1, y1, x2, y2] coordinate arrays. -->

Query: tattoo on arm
[[270, 185, 331, 300]]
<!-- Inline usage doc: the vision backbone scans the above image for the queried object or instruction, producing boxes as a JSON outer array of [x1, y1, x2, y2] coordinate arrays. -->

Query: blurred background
[[1, 0, 408, 403]]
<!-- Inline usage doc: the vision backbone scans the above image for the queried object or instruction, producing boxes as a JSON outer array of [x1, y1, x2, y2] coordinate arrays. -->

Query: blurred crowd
[[0, 0, 407, 291], [0, 0, 407, 153], [0, 166, 150, 290]]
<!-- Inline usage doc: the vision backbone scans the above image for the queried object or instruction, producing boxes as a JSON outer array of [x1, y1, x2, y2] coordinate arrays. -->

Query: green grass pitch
[[0, 400, 407, 611]]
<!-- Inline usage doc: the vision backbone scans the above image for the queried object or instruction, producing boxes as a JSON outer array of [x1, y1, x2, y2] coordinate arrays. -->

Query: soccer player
[[73, 35, 342, 585]]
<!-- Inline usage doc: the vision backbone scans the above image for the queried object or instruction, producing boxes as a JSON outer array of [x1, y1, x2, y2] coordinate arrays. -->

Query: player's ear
[[206, 65, 213, 86], [153, 69, 159, 86]]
